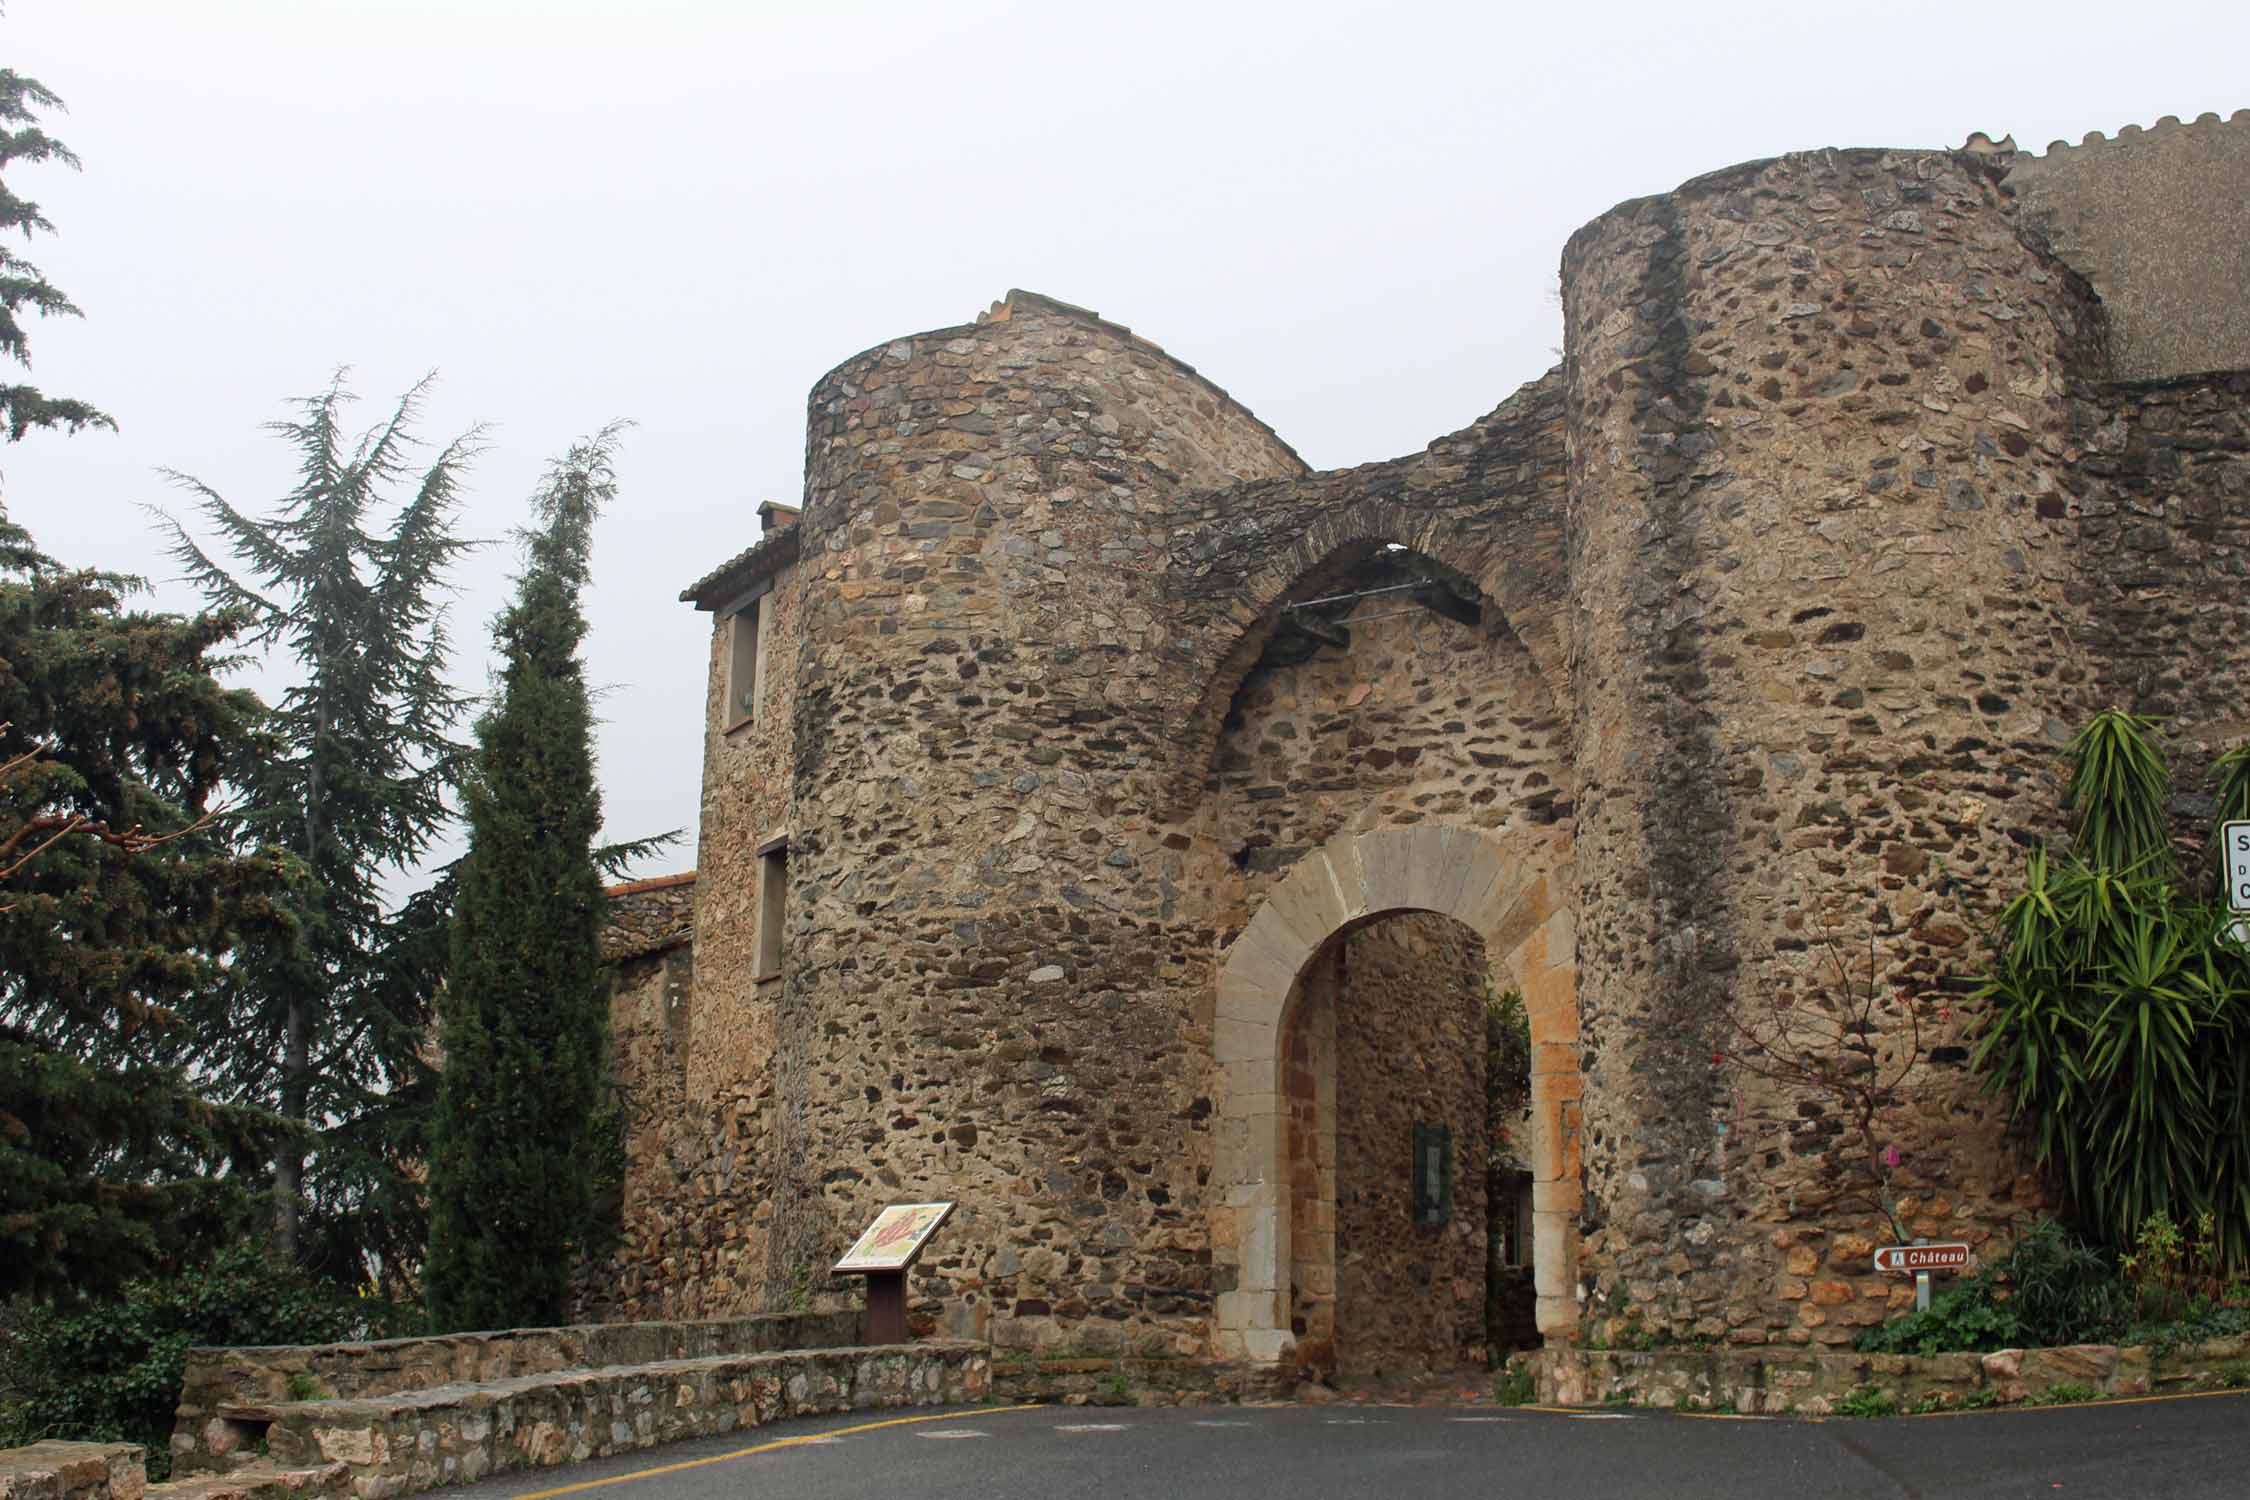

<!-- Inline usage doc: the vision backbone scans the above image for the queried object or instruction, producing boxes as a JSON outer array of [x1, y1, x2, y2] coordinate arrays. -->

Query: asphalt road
[[440, 1390, 2250, 1500]]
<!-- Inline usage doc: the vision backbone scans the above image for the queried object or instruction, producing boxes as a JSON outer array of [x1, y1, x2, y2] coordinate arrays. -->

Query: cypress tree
[[425, 425, 624, 1330]]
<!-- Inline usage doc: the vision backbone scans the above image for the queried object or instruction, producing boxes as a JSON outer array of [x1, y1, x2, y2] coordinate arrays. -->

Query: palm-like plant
[[2063, 711, 2173, 876], [1974, 712, 2250, 1273]]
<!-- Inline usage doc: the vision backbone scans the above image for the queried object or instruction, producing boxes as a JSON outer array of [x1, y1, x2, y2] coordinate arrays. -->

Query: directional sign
[[1873, 1243, 1971, 1274], [2224, 821, 2250, 914]]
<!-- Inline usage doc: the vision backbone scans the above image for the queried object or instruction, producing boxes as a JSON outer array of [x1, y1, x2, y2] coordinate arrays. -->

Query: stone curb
[[1524, 1335, 2250, 1413]]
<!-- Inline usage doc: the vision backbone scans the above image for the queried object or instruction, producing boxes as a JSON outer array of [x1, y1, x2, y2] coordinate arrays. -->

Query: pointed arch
[[1161, 508, 1568, 820]]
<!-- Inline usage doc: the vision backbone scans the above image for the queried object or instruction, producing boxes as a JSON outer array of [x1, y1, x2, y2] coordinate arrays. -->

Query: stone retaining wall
[[209, 1343, 983, 1500], [1526, 1337, 2250, 1413], [987, 1355, 1279, 1407], [173, 1312, 858, 1469], [0, 1445, 145, 1500]]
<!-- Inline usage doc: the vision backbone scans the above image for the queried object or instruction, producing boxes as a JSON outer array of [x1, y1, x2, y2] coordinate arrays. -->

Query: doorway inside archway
[[1281, 910, 1528, 1380]]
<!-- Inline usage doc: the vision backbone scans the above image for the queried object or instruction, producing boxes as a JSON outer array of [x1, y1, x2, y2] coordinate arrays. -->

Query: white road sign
[[2226, 821, 2250, 914]]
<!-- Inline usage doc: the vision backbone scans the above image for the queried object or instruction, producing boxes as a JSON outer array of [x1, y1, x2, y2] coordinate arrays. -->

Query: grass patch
[[2025, 1381, 2099, 1406], [1835, 1386, 1900, 1419]]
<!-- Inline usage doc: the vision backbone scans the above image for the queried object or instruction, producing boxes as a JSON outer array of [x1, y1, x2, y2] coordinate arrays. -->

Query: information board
[[834, 1201, 955, 1274]]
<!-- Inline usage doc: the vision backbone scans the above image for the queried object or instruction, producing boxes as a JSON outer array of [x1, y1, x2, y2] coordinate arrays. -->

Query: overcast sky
[[5, 0, 2244, 886]]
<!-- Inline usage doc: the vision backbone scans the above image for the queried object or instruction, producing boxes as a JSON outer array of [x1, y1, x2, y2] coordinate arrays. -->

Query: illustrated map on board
[[833, 1201, 956, 1273]]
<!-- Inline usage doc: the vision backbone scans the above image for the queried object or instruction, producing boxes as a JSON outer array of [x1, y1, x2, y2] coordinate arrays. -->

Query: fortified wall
[[585, 111, 2250, 1372]]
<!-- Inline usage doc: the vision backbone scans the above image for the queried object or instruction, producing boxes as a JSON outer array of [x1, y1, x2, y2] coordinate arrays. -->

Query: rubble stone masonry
[[583, 114, 2250, 1371]]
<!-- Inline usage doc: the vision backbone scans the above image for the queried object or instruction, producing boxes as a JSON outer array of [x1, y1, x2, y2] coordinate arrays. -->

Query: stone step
[[199, 1341, 987, 1500]]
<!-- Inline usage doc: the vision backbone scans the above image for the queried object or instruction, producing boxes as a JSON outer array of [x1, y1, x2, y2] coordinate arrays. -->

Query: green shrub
[[2003, 1219, 2126, 1347], [1856, 1277, 2021, 1356], [0, 1245, 391, 1478], [2124, 1295, 2250, 1355], [1974, 712, 2250, 1273], [1856, 1216, 2250, 1357], [1858, 1219, 2129, 1355], [1835, 1386, 1899, 1419], [2026, 1381, 2099, 1406], [1492, 1364, 1536, 1407]]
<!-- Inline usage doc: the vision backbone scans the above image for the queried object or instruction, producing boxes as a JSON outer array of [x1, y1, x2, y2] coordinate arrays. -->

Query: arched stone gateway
[[1210, 824, 1581, 1364]]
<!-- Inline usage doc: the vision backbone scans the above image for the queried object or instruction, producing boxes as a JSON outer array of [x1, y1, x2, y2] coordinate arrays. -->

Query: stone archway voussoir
[[1399, 825, 1469, 915], [1215, 976, 1287, 1034], [1482, 877, 1553, 959], [1353, 828, 1420, 914], [1254, 863, 1353, 960]]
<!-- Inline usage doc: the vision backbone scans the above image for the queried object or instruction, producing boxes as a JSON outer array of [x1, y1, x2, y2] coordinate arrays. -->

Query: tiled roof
[[604, 871, 698, 899], [680, 526, 800, 609]]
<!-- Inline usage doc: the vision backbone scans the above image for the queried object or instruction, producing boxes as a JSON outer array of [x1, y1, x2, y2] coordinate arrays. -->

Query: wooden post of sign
[[864, 1269, 907, 1343], [832, 1201, 956, 1347]]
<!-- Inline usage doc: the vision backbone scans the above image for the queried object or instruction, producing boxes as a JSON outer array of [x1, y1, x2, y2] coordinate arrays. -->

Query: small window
[[726, 604, 761, 724], [755, 836, 787, 980], [1492, 1171, 1533, 1269], [1412, 1121, 1452, 1227]]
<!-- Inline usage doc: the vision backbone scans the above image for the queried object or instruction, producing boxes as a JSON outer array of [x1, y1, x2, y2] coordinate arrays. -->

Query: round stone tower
[[773, 292, 1307, 1350], [1558, 148, 2103, 1342]]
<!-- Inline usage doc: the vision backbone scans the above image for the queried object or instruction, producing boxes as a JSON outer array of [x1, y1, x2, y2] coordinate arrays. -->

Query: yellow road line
[[1905, 1385, 2250, 1419], [1519, 1385, 2250, 1422], [512, 1404, 1046, 1499]]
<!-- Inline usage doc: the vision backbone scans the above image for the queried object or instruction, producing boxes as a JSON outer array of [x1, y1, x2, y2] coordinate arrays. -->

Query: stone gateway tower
[[594, 114, 2250, 1378]]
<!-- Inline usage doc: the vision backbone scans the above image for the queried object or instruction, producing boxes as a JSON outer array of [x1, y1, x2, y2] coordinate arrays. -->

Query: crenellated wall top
[[1993, 109, 2250, 380]]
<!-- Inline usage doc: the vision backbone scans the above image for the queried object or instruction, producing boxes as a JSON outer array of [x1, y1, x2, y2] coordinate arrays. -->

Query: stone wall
[[2001, 112, 2250, 381], [0, 1446, 144, 1500], [1278, 914, 1490, 1378], [1331, 914, 1488, 1376], [600, 876, 695, 962], [1527, 1335, 2250, 1413], [587, 877, 696, 1318], [172, 1313, 858, 1455], [672, 537, 807, 1312], [2066, 370, 2250, 835], [777, 291, 1310, 1355], [1559, 146, 2099, 1347], [212, 1343, 983, 1500], [584, 511, 809, 1319], [1209, 552, 1572, 916]]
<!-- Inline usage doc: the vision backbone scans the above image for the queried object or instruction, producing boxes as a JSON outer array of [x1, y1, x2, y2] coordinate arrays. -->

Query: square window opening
[[726, 604, 761, 724], [756, 841, 787, 979]]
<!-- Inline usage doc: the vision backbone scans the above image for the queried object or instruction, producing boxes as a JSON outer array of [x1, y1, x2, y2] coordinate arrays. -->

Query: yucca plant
[[2063, 711, 2174, 876], [1974, 715, 2250, 1274], [2215, 746, 2250, 827], [2211, 744, 2250, 909]]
